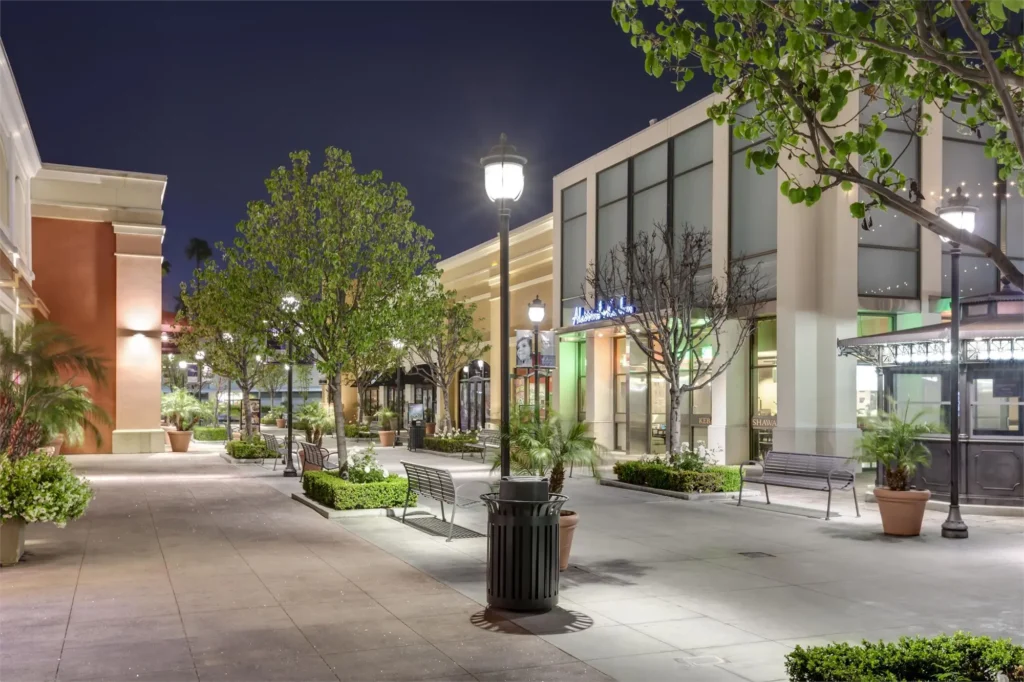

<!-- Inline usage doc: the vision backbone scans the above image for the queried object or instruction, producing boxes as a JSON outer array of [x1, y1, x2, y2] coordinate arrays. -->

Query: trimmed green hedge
[[423, 435, 478, 453], [613, 460, 741, 493], [344, 424, 372, 438], [193, 426, 227, 441], [302, 471, 414, 510], [225, 439, 268, 459], [786, 633, 1024, 682]]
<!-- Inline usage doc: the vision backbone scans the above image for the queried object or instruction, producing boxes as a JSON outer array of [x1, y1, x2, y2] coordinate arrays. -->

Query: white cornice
[[113, 223, 166, 242], [437, 213, 553, 272], [0, 41, 43, 177]]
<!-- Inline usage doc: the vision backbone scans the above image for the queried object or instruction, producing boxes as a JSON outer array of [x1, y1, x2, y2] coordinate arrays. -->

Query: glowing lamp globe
[[528, 295, 546, 324], [937, 187, 977, 242], [481, 133, 527, 202]]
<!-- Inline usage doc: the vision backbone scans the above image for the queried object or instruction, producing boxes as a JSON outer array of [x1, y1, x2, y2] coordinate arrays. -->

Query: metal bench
[[298, 441, 338, 472], [461, 428, 500, 462], [261, 433, 297, 470], [399, 461, 491, 541], [738, 451, 859, 520]]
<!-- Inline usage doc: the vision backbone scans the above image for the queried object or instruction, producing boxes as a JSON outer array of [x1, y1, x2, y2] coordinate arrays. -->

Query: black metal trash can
[[481, 477, 567, 612], [407, 421, 425, 451]]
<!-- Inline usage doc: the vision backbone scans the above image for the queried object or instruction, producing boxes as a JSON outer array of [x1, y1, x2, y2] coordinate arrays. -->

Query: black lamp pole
[[532, 323, 540, 424], [941, 242, 968, 538], [499, 199, 510, 477], [282, 339, 298, 477], [395, 363, 404, 446]]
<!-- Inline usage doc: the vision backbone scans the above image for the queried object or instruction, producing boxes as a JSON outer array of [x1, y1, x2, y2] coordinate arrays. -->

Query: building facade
[[551, 93, 1023, 463]]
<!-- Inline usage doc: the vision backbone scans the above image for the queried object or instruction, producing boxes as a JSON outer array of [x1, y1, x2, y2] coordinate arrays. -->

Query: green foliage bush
[[347, 449, 387, 484], [785, 632, 1024, 682], [0, 452, 93, 526], [344, 424, 371, 438], [302, 471, 414, 510], [225, 437, 268, 459], [423, 433, 478, 453], [613, 460, 740, 493], [193, 426, 227, 441]]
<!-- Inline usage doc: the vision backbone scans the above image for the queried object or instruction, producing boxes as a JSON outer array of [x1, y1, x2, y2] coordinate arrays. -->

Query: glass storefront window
[[561, 181, 587, 326], [970, 369, 1022, 435], [750, 317, 778, 460], [458, 362, 490, 431], [892, 372, 946, 429]]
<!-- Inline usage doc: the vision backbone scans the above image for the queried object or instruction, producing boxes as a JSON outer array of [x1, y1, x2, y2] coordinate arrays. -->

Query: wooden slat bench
[[738, 451, 859, 520], [400, 461, 491, 541]]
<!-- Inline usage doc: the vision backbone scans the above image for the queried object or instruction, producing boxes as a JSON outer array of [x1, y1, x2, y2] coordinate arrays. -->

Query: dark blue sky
[[2, 1, 710, 308]]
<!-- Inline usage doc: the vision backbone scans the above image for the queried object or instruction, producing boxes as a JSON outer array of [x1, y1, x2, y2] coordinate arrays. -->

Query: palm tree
[[184, 238, 212, 274], [496, 407, 606, 493], [161, 259, 172, 277], [0, 322, 110, 458]]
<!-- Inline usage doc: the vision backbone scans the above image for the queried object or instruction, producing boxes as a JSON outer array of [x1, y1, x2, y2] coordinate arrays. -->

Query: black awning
[[353, 365, 432, 388]]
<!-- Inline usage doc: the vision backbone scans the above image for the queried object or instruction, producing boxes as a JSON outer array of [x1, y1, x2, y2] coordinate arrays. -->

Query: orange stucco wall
[[31, 218, 117, 453]]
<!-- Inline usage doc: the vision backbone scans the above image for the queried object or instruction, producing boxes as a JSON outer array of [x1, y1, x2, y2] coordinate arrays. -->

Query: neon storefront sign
[[571, 297, 636, 326]]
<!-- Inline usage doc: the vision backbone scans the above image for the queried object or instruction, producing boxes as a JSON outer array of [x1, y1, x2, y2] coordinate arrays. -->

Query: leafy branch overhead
[[612, 0, 1024, 288]]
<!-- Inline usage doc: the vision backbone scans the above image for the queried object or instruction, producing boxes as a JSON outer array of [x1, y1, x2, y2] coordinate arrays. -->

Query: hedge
[[302, 471, 414, 510], [344, 424, 372, 438], [225, 439, 268, 459], [423, 435, 478, 453], [613, 460, 741, 493], [786, 633, 1024, 682], [193, 426, 227, 441]]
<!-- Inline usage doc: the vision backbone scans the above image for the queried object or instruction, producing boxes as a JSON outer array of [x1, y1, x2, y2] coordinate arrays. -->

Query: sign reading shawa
[[571, 297, 636, 326]]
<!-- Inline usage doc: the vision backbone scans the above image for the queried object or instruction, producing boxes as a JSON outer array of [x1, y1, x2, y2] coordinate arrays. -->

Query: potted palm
[[858, 409, 938, 536], [377, 408, 397, 447], [296, 402, 334, 447], [500, 408, 605, 570], [161, 389, 202, 452], [273, 407, 287, 428], [424, 406, 436, 436]]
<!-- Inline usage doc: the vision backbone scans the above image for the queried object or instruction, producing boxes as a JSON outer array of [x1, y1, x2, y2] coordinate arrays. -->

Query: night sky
[[2, 1, 711, 308]]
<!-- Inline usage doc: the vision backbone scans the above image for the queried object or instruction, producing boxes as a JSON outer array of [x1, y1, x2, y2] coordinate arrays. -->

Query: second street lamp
[[280, 294, 301, 478], [392, 338, 405, 446], [481, 133, 527, 478], [936, 186, 976, 540], [528, 295, 545, 423]]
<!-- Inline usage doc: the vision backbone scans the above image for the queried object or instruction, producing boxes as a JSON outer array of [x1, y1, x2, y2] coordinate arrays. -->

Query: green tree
[[162, 354, 188, 390], [258, 363, 287, 409], [162, 259, 172, 277], [177, 253, 281, 438], [294, 364, 314, 405], [235, 148, 436, 462], [407, 287, 489, 434], [184, 238, 213, 275], [611, 0, 1024, 288]]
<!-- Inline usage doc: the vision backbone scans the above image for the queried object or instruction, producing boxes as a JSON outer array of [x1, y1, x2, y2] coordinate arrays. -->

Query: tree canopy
[[612, 0, 1024, 287]]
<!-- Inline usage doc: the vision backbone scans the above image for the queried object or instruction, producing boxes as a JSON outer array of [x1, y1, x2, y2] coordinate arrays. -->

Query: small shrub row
[[302, 470, 414, 510], [193, 426, 227, 442], [225, 438, 268, 459], [422, 433, 478, 453], [785, 632, 1024, 682], [613, 460, 741, 493], [344, 424, 371, 438]]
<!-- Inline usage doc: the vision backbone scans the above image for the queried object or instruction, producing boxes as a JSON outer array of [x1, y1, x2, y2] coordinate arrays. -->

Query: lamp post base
[[941, 506, 968, 539], [282, 468, 298, 478]]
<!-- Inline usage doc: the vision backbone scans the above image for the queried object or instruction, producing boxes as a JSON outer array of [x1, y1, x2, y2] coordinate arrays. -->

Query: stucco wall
[[31, 218, 117, 453]]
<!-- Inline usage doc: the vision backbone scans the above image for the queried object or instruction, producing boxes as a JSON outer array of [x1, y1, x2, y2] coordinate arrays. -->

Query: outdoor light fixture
[[481, 133, 527, 477], [937, 187, 978, 238], [178, 360, 187, 369], [477, 359, 484, 369], [528, 295, 546, 324], [255, 354, 262, 363], [281, 294, 300, 313], [161, 332, 169, 342], [391, 339, 404, 349], [195, 350, 205, 361], [463, 365, 470, 374]]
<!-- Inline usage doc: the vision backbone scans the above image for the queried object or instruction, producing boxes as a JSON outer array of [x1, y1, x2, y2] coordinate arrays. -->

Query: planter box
[[219, 452, 265, 465], [600, 478, 753, 501], [290, 493, 431, 519]]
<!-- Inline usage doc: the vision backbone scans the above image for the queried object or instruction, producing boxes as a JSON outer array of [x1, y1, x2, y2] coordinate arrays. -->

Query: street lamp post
[[392, 339, 405, 446], [222, 332, 233, 441], [937, 186, 975, 540], [481, 134, 527, 478], [280, 295, 300, 478], [528, 295, 546, 424], [194, 351, 206, 400]]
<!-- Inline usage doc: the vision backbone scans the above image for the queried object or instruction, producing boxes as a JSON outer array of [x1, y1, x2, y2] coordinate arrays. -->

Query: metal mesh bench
[[261, 433, 297, 470], [400, 461, 491, 541], [461, 428, 500, 462], [739, 451, 859, 520]]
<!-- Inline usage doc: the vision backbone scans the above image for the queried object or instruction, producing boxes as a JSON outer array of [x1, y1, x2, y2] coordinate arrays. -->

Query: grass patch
[[302, 470, 415, 510]]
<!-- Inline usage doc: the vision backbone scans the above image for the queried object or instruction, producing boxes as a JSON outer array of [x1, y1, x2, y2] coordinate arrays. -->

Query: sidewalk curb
[[290, 492, 433, 519], [218, 452, 265, 465]]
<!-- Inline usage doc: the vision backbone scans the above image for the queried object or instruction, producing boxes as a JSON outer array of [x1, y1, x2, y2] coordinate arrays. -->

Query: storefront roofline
[[838, 315, 1024, 348]]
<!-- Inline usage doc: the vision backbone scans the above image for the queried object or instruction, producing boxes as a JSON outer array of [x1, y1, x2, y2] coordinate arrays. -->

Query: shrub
[[261, 414, 277, 425], [344, 423, 371, 438], [162, 389, 201, 431], [225, 437, 267, 459], [193, 426, 227, 441], [0, 452, 93, 527], [786, 632, 1024, 682], [613, 460, 741, 493], [296, 403, 334, 445], [347, 449, 388, 484], [423, 436, 474, 453], [302, 471, 414, 510]]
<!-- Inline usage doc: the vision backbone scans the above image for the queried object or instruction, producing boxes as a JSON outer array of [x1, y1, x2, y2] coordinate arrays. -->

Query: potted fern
[[161, 389, 202, 452], [499, 408, 605, 570], [377, 408, 397, 447], [858, 408, 938, 536]]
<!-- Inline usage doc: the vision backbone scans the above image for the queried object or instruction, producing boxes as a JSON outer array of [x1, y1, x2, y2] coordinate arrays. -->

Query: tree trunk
[[213, 377, 221, 427], [240, 386, 253, 439], [668, 386, 683, 455], [331, 372, 348, 469], [440, 381, 453, 433], [550, 461, 566, 494]]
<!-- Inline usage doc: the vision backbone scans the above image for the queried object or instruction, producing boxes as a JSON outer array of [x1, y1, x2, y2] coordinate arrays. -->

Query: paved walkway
[[2, 443, 1021, 682]]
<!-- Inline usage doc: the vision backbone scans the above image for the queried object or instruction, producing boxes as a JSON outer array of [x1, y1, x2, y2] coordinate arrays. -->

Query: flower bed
[[225, 439, 267, 459], [613, 460, 740, 493], [786, 633, 1024, 682], [302, 470, 414, 510], [193, 426, 227, 441]]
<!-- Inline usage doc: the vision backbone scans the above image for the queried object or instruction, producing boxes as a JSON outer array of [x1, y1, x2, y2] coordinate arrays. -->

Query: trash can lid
[[499, 476, 549, 501]]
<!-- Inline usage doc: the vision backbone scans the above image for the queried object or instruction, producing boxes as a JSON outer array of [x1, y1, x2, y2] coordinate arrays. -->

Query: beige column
[[112, 224, 165, 454], [489, 296, 501, 429], [586, 331, 614, 450]]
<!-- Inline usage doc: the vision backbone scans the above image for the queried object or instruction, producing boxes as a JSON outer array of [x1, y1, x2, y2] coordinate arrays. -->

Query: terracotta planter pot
[[425, 423, 436, 436], [874, 487, 930, 536], [167, 430, 193, 453], [0, 518, 26, 566], [275, 418, 287, 428], [379, 431, 396, 447], [48, 435, 65, 456], [558, 511, 578, 571]]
